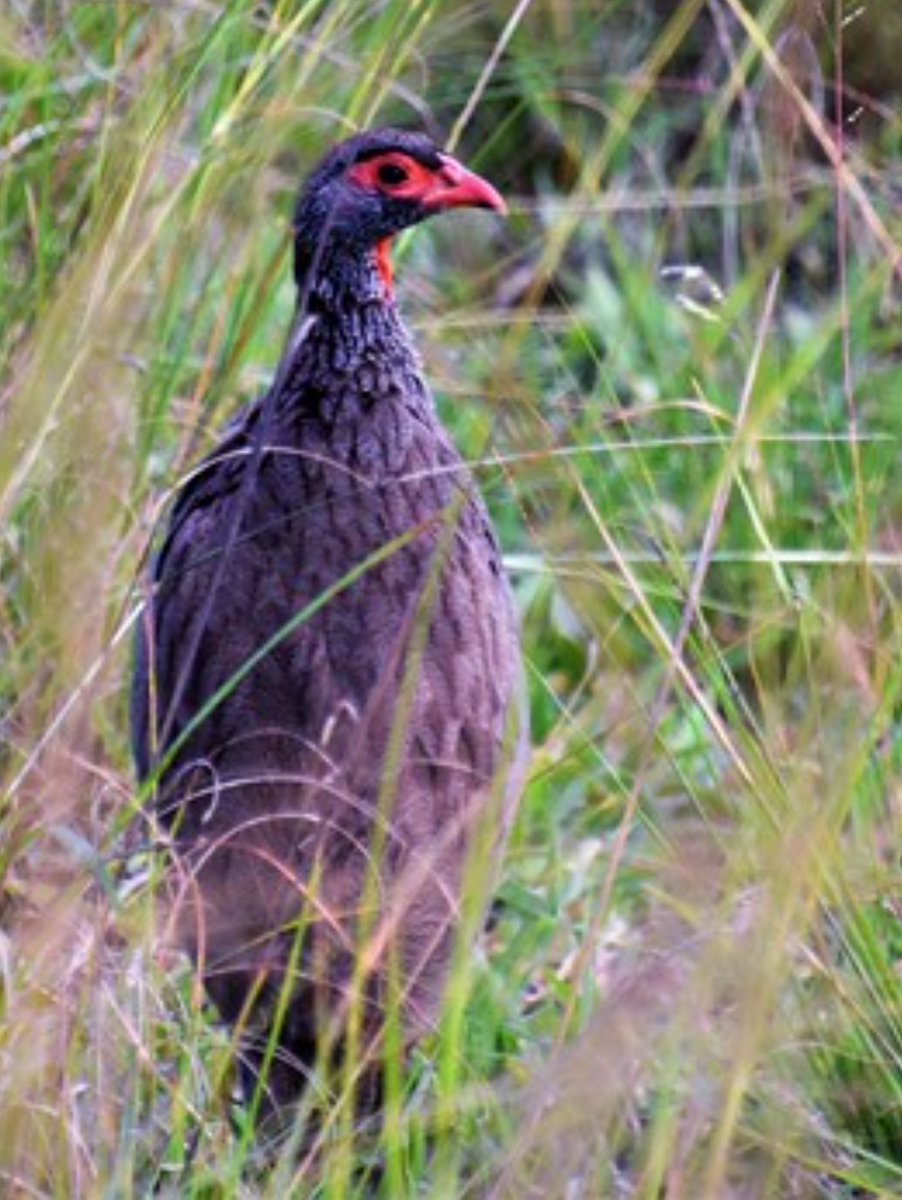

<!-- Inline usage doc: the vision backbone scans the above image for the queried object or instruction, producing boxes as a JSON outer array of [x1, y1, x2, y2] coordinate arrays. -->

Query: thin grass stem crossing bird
[[131, 128, 527, 1129]]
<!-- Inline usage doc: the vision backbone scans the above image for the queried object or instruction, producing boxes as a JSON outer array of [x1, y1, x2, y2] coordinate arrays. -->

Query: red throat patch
[[375, 238, 394, 294]]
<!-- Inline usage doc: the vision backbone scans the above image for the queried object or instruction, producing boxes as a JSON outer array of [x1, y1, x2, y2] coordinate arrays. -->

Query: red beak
[[422, 154, 507, 215]]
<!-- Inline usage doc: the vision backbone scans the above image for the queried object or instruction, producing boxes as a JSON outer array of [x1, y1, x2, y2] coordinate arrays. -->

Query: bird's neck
[[296, 241, 391, 311], [271, 245, 432, 449]]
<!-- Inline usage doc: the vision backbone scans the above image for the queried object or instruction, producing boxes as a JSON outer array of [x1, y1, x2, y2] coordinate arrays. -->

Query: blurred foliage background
[[3, 0, 902, 1195]]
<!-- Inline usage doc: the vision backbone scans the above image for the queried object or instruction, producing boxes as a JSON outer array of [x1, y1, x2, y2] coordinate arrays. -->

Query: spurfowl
[[131, 128, 526, 1123]]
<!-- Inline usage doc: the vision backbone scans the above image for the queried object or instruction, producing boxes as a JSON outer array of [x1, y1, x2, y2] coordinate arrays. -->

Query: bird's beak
[[423, 154, 507, 215]]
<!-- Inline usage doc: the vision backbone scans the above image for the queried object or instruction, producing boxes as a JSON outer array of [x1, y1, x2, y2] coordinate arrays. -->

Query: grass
[[3, 0, 902, 1194]]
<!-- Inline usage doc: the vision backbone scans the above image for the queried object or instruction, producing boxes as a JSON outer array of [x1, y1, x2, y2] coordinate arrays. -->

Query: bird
[[131, 127, 527, 1129]]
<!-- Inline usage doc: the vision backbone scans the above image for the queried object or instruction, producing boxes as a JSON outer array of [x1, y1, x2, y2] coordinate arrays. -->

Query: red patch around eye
[[347, 153, 435, 200]]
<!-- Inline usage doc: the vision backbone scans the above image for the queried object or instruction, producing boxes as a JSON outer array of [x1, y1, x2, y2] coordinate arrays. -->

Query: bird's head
[[292, 128, 506, 298]]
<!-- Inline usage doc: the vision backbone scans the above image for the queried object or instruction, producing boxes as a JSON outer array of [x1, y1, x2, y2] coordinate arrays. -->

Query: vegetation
[[2, 0, 902, 1194]]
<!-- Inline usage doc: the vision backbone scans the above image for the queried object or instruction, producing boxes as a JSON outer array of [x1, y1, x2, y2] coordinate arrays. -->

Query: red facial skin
[[374, 238, 394, 291], [347, 151, 506, 291]]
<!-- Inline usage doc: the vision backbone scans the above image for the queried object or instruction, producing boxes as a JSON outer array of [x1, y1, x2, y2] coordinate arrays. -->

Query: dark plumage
[[131, 128, 527, 1124]]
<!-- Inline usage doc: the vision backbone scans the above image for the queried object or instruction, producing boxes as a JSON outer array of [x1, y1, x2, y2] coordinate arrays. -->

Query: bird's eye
[[377, 162, 409, 187]]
